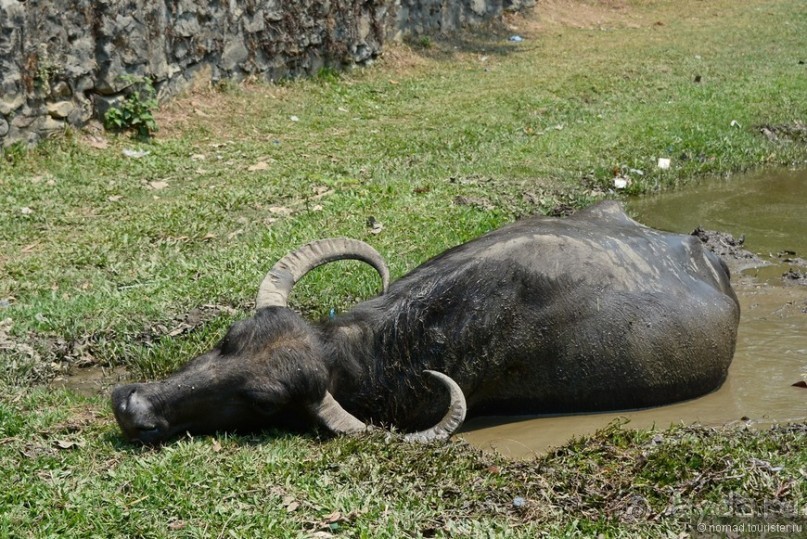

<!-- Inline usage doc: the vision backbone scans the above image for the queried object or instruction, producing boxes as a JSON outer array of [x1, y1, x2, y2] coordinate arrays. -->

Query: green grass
[[1, 0, 806, 536], [1, 388, 804, 537], [0, 390, 807, 538], [2, 0, 806, 376]]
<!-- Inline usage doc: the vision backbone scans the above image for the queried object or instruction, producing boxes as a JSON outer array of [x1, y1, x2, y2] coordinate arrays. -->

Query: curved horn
[[311, 371, 466, 442], [403, 370, 467, 443], [256, 238, 390, 309], [309, 391, 370, 434]]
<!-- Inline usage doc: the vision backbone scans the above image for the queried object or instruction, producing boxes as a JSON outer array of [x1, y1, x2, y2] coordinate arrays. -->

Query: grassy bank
[[1, 386, 805, 537], [1, 0, 806, 536]]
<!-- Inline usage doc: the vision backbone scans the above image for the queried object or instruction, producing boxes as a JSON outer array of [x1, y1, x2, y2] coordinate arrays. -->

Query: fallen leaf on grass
[[54, 439, 85, 450], [227, 228, 245, 240], [282, 495, 300, 512], [453, 195, 495, 211], [123, 149, 150, 159], [167, 520, 187, 531], [167, 324, 191, 338], [108, 195, 123, 202], [147, 180, 169, 190], [322, 511, 343, 524], [211, 439, 223, 453], [21, 444, 57, 459], [312, 185, 334, 198], [248, 161, 270, 172], [269, 206, 294, 217]]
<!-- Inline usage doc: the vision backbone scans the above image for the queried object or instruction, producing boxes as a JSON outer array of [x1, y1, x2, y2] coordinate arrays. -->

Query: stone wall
[[0, 0, 534, 148]]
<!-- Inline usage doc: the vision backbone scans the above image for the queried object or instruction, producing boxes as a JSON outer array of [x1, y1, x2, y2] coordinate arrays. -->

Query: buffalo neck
[[318, 296, 450, 430]]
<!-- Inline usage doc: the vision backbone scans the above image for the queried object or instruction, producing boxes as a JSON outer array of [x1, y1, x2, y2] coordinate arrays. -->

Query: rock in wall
[[0, 0, 533, 148]]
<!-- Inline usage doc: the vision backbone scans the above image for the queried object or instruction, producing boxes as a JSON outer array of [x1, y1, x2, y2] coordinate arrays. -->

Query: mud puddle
[[43, 303, 239, 396], [50, 365, 130, 397], [462, 168, 807, 458]]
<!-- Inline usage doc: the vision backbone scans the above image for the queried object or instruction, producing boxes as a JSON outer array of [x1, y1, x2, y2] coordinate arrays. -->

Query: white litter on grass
[[657, 157, 671, 170], [123, 148, 150, 159], [614, 176, 630, 190]]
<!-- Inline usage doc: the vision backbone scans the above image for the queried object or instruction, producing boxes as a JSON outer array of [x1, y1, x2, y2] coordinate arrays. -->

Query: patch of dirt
[[4, 303, 240, 388], [153, 75, 295, 140], [758, 121, 807, 144], [692, 229, 807, 288], [520, 0, 633, 31], [135, 303, 238, 346], [690, 227, 768, 274], [50, 365, 130, 397], [782, 267, 807, 287], [0, 318, 40, 363]]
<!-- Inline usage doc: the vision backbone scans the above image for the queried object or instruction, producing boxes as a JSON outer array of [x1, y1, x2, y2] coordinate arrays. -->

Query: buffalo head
[[112, 238, 466, 445]]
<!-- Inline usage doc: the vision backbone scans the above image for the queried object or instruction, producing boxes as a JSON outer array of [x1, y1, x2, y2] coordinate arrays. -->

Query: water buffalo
[[112, 201, 740, 444]]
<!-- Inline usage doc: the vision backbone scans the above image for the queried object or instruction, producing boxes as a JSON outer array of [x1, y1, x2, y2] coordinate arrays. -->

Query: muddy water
[[462, 169, 807, 458], [51, 365, 129, 397]]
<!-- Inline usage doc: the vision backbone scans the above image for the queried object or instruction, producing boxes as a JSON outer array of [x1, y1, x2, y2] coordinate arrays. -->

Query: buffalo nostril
[[117, 390, 137, 413], [112, 385, 139, 413]]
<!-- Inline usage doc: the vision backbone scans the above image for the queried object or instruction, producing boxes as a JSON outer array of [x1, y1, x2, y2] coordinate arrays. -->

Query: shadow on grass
[[402, 19, 531, 61], [102, 424, 325, 452]]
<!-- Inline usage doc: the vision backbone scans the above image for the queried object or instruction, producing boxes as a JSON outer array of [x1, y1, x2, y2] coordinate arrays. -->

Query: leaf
[[167, 520, 187, 531], [286, 501, 300, 512], [211, 439, 223, 453], [248, 161, 270, 172], [108, 195, 123, 202], [147, 180, 169, 190], [268, 206, 294, 217], [54, 439, 85, 450]]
